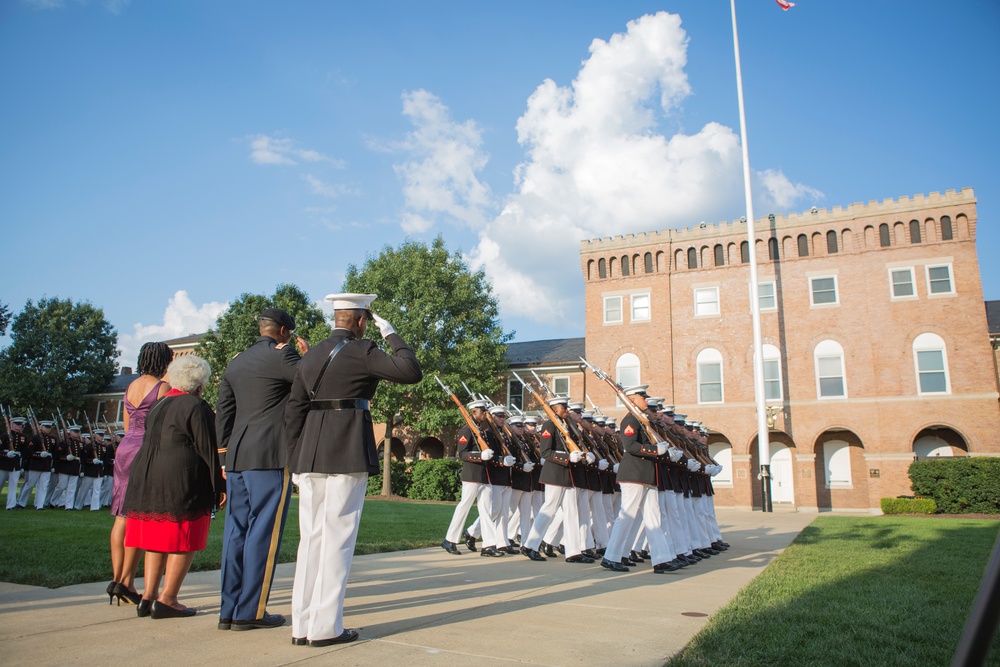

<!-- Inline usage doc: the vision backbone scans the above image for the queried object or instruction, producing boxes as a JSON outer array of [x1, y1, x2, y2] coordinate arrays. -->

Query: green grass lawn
[[0, 491, 475, 588], [667, 515, 1000, 667]]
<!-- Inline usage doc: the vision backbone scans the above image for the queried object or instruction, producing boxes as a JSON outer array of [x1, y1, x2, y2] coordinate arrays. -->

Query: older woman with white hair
[[122, 355, 227, 619]]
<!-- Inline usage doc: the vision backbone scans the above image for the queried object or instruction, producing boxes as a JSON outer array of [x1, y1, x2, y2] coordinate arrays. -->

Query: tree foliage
[[195, 283, 332, 407], [0, 297, 119, 412], [342, 235, 513, 436], [0, 301, 11, 337]]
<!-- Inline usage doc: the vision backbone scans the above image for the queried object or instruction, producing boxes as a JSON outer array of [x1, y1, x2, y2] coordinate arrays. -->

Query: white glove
[[710, 465, 722, 477], [656, 443, 668, 456], [66, 454, 75, 462], [522, 462, 535, 473], [93, 459, 103, 465], [598, 459, 609, 471], [503, 455, 516, 467], [569, 450, 583, 463], [40, 451, 51, 458], [585, 452, 596, 465], [370, 312, 395, 337], [613, 463, 620, 474], [6, 451, 16, 458], [480, 448, 494, 461], [539, 457, 546, 466], [669, 447, 683, 463], [687, 459, 701, 472]]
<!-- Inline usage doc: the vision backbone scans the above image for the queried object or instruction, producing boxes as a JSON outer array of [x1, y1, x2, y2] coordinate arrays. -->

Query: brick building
[[569, 188, 999, 513]]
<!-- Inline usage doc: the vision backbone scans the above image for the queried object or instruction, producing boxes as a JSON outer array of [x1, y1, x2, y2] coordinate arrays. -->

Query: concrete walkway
[[0, 509, 816, 666]]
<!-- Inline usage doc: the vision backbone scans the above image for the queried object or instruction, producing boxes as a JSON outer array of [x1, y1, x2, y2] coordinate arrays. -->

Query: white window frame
[[913, 332, 950, 395], [696, 348, 724, 404], [630, 292, 651, 322], [694, 287, 720, 317], [814, 339, 847, 399], [758, 281, 777, 312], [889, 267, 917, 300], [552, 376, 570, 397], [615, 353, 641, 407], [926, 263, 955, 297], [507, 378, 524, 411], [762, 343, 782, 402], [603, 295, 623, 324], [822, 440, 853, 489], [809, 275, 839, 307]]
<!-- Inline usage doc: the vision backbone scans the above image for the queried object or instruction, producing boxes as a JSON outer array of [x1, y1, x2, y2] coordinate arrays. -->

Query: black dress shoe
[[629, 550, 645, 563], [543, 544, 556, 558], [555, 544, 565, 555], [232, 612, 285, 630], [218, 618, 232, 630], [440, 539, 462, 555], [565, 554, 595, 564], [480, 546, 505, 557], [463, 530, 478, 552], [600, 558, 629, 572], [582, 549, 600, 559], [621, 556, 636, 567], [653, 561, 683, 573], [520, 546, 547, 561], [703, 546, 721, 555], [150, 601, 196, 619], [309, 629, 359, 646], [136, 599, 153, 618], [693, 548, 712, 559], [713, 541, 729, 551], [292, 637, 308, 646], [669, 558, 688, 568], [505, 545, 519, 555], [595, 548, 606, 556], [639, 550, 651, 560]]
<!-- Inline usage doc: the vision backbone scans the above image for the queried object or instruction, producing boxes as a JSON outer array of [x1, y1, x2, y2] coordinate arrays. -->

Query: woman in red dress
[[122, 355, 226, 619]]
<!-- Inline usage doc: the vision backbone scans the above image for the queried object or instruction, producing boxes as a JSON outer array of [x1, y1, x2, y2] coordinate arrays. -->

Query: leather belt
[[310, 399, 370, 411]]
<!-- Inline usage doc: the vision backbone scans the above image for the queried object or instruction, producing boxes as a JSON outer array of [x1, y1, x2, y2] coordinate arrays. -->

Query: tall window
[[644, 252, 653, 273], [616, 353, 640, 403], [827, 230, 839, 254], [815, 340, 847, 399], [909, 220, 922, 244], [762, 343, 782, 401], [810, 276, 839, 306], [507, 379, 523, 410], [552, 376, 570, 396], [913, 332, 949, 394], [687, 247, 698, 269], [890, 268, 915, 298], [697, 348, 724, 404], [631, 293, 650, 321], [768, 238, 779, 261], [940, 216, 953, 240], [598, 258, 607, 279], [714, 244, 725, 267], [758, 282, 777, 311], [822, 440, 852, 488], [621, 255, 630, 277], [740, 241, 750, 264], [879, 223, 891, 247], [707, 443, 733, 484], [927, 264, 954, 295], [797, 234, 809, 257], [603, 295, 622, 323], [694, 287, 720, 316]]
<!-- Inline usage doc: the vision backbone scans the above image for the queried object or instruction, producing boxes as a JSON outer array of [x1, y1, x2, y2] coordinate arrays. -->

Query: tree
[[0, 297, 119, 413], [0, 301, 11, 337], [342, 235, 513, 494], [195, 283, 331, 407]]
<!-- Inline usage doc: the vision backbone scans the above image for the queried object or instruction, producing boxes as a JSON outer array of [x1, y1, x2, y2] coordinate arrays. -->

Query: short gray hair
[[167, 355, 211, 393]]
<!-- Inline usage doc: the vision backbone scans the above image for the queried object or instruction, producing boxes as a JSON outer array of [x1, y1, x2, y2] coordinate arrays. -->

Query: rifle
[[511, 372, 582, 454], [459, 381, 514, 459], [433, 376, 490, 452], [0, 405, 11, 443]]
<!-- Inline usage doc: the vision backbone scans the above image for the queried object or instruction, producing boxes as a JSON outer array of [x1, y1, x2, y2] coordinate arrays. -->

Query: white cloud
[[118, 291, 228, 368], [248, 134, 344, 167], [302, 174, 356, 198], [757, 169, 824, 210]]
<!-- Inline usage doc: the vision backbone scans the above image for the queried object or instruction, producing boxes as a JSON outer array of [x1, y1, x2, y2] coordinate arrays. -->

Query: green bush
[[407, 458, 463, 501], [366, 459, 411, 497], [909, 457, 1000, 514], [880, 496, 937, 515]]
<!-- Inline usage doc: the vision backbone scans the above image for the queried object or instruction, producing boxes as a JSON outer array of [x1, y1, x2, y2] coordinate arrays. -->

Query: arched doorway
[[414, 437, 444, 460], [376, 437, 406, 461], [770, 443, 795, 504], [912, 427, 968, 459]]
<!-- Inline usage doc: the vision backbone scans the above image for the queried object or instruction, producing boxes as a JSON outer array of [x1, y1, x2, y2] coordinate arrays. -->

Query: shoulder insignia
[[458, 435, 468, 444], [275, 342, 287, 350], [623, 425, 635, 436], [541, 429, 552, 439]]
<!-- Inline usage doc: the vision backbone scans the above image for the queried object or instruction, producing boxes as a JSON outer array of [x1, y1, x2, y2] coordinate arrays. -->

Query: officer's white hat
[[546, 396, 569, 407], [488, 405, 509, 416], [567, 401, 585, 412], [466, 399, 488, 411], [10, 417, 26, 425], [624, 385, 649, 397], [325, 293, 377, 311], [581, 411, 595, 421]]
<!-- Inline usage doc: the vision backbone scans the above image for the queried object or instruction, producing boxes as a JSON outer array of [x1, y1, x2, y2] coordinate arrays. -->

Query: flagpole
[[731, 0, 772, 512]]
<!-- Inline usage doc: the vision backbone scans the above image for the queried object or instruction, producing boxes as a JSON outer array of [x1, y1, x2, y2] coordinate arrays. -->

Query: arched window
[[879, 223, 891, 247], [608, 257, 616, 278], [687, 247, 698, 269], [827, 230, 839, 254], [620, 255, 630, 277], [814, 339, 846, 399], [598, 258, 607, 279], [768, 237, 779, 261], [707, 443, 733, 484], [644, 252, 653, 274], [913, 332, 949, 394], [696, 348, 724, 404], [941, 215, 953, 240], [909, 220, 922, 244], [740, 241, 750, 264], [714, 244, 725, 267], [797, 234, 809, 257], [586, 259, 595, 280], [616, 353, 640, 406], [762, 343, 782, 401]]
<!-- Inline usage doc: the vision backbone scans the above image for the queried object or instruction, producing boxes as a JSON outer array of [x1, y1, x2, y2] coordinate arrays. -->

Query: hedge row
[[366, 458, 463, 501], [908, 457, 1000, 514], [880, 497, 937, 515]]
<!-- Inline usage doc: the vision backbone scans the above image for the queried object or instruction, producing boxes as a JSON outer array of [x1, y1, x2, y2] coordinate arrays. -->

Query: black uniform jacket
[[457, 423, 507, 485], [216, 335, 302, 472], [616, 413, 658, 487], [284, 329, 421, 475], [537, 418, 574, 488], [0, 431, 26, 472]]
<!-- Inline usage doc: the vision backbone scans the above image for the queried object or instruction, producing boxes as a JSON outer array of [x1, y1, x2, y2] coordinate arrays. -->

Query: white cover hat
[[325, 293, 377, 311]]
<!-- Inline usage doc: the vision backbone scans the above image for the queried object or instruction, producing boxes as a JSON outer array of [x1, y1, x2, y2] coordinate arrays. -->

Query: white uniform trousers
[[90, 477, 103, 510], [578, 489, 595, 549], [682, 495, 710, 549], [587, 490, 610, 550], [101, 473, 113, 506], [601, 493, 616, 536], [291, 472, 367, 642], [531, 490, 544, 524], [74, 477, 95, 510], [445, 482, 484, 544], [699, 495, 723, 542], [53, 474, 79, 510], [604, 483, 671, 565], [2, 470, 21, 509], [663, 491, 692, 555], [493, 485, 512, 549], [525, 485, 582, 557], [17, 470, 50, 509], [657, 491, 679, 556], [509, 488, 533, 544]]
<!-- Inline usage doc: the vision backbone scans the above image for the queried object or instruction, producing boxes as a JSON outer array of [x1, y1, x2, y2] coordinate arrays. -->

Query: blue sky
[[2, 0, 998, 366]]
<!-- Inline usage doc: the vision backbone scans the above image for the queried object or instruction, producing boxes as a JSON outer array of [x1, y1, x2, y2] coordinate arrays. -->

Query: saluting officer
[[1, 417, 28, 510]]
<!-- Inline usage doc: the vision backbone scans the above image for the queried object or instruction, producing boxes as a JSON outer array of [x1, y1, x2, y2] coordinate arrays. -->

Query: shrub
[[408, 458, 463, 501], [880, 496, 937, 515], [366, 459, 411, 497], [909, 457, 1000, 514]]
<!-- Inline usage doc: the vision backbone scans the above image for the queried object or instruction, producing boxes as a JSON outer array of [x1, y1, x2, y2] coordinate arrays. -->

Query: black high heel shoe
[[106, 581, 117, 605], [150, 601, 196, 619], [113, 583, 142, 606], [136, 599, 153, 618]]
